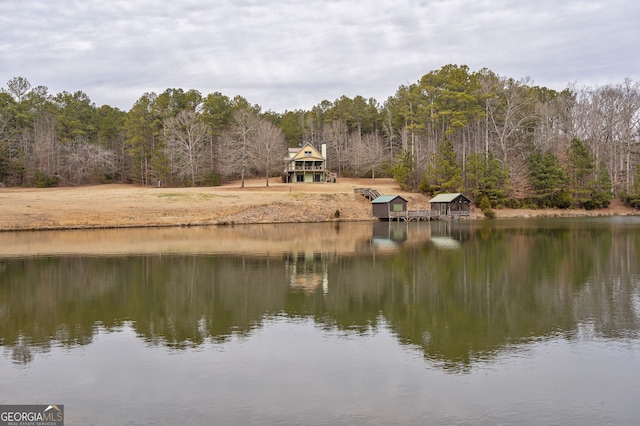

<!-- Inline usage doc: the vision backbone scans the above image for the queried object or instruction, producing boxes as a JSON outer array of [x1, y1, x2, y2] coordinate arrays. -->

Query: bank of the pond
[[0, 178, 636, 231]]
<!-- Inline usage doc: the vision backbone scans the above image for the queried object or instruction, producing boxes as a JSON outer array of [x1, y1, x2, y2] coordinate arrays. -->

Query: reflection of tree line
[[1, 221, 639, 367]]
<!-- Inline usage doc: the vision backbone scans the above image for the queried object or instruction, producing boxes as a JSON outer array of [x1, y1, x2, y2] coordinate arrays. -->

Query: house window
[[304, 150, 312, 156], [393, 203, 404, 212]]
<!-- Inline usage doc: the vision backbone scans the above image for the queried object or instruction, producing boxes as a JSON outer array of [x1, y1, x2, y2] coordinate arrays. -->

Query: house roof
[[291, 143, 324, 161], [372, 195, 407, 204], [429, 193, 470, 203]]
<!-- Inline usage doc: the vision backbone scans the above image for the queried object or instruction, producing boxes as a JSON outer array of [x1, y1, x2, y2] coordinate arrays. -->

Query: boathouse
[[429, 193, 472, 219], [371, 195, 408, 220]]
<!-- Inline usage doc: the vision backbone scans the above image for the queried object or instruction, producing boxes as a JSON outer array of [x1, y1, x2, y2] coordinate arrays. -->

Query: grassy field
[[0, 177, 634, 231], [0, 178, 427, 231]]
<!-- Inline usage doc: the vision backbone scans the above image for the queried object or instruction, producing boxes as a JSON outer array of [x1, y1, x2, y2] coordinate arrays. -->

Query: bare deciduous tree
[[570, 81, 640, 192], [322, 120, 348, 175], [220, 109, 288, 187], [163, 110, 210, 186], [351, 131, 386, 180], [252, 118, 287, 187], [32, 111, 57, 176], [61, 136, 116, 185], [219, 109, 258, 187], [487, 78, 540, 163]]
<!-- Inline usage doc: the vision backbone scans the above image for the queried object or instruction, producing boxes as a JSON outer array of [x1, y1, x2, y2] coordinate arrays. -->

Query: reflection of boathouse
[[428, 220, 473, 249], [371, 222, 408, 250], [360, 222, 432, 253]]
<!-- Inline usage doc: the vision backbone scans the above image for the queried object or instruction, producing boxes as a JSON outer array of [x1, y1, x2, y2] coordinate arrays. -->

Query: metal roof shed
[[371, 195, 408, 220], [429, 193, 472, 218]]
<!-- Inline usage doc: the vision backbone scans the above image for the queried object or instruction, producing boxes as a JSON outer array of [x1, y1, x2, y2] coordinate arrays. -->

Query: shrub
[[201, 171, 220, 187], [551, 191, 573, 209], [504, 198, 522, 209], [33, 171, 59, 188], [479, 195, 495, 219], [479, 195, 491, 210], [483, 209, 496, 219]]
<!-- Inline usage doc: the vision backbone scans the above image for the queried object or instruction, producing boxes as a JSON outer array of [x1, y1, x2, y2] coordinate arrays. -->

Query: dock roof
[[371, 195, 407, 204], [429, 193, 470, 203]]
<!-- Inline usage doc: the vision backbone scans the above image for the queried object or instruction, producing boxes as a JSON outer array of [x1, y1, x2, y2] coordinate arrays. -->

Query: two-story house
[[283, 143, 336, 183]]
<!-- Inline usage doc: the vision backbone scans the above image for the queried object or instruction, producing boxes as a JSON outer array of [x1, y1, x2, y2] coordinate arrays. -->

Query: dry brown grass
[[0, 178, 636, 231], [0, 178, 424, 231]]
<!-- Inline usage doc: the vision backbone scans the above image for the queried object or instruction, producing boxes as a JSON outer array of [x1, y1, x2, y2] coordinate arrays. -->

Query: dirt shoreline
[[0, 178, 636, 232]]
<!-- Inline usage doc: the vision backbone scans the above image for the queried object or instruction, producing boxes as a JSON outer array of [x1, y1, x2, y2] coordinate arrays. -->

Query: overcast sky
[[1, 0, 638, 112]]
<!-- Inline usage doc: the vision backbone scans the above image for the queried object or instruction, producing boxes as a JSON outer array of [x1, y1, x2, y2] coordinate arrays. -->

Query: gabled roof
[[291, 143, 324, 161], [429, 193, 471, 203], [372, 195, 407, 204]]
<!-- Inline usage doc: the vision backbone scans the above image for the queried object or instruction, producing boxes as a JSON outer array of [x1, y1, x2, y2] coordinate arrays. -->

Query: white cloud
[[1, 0, 638, 111]]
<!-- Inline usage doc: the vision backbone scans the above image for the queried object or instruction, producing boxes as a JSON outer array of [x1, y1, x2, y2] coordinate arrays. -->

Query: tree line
[[1, 65, 639, 209]]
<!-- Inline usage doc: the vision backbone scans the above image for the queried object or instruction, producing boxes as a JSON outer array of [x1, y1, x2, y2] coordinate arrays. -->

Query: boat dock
[[355, 187, 471, 221], [388, 210, 440, 221]]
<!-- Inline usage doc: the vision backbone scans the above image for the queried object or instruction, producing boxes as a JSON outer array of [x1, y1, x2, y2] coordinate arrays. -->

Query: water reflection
[[0, 222, 428, 258], [1, 219, 639, 372]]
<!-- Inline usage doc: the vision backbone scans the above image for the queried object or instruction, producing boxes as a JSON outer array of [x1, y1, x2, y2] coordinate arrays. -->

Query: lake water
[[1, 219, 639, 425]]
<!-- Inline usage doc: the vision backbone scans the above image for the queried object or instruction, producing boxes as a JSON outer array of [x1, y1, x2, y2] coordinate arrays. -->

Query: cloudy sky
[[1, 0, 638, 112]]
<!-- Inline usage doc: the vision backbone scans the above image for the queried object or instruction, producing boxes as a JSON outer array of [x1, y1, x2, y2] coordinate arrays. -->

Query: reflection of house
[[371, 195, 408, 220], [283, 143, 336, 183], [286, 252, 329, 294], [429, 193, 471, 219]]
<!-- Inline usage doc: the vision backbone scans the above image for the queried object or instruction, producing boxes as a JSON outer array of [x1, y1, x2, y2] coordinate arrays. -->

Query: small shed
[[429, 193, 472, 218], [372, 195, 408, 220]]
